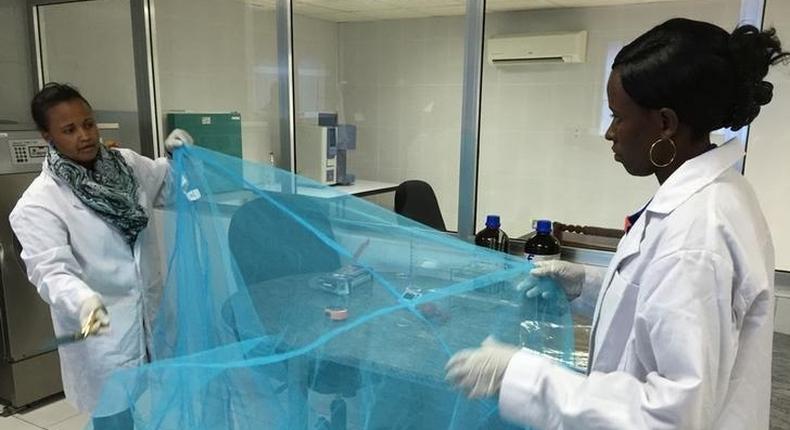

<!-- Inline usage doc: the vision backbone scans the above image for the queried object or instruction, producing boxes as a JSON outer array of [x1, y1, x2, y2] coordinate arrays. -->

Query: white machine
[[0, 127, 63, 412], [296, 121, 338, 185], [296, 114, 358, 186]]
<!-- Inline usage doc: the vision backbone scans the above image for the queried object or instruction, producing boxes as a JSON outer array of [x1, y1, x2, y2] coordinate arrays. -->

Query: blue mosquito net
[[91, 145, 579, 429]]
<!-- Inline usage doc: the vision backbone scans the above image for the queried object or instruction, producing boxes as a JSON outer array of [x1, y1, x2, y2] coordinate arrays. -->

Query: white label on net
[[525, 253, 560, 262], [185, 189, 202, 201]]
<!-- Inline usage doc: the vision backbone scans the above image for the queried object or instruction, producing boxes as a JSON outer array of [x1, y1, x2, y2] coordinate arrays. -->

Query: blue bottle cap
[[536, 219, 552, 234], [485, 215, 501, 228]]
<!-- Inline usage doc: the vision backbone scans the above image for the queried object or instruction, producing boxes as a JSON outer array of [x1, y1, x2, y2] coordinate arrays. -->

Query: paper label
[[186, 189, 202, 201], [525, 253, 560, 262]]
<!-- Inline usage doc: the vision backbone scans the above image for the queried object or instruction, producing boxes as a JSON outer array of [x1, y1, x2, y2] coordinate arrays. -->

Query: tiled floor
[[2, 332, 789, 430], [0, 399, 88, 430]]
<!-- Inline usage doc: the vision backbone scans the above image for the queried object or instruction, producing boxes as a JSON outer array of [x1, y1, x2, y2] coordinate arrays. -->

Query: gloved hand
[[445, 337, 520, 399], [78, 295, 110, 337], [164, 129, 193, 154], [516, 260, 585, 301]]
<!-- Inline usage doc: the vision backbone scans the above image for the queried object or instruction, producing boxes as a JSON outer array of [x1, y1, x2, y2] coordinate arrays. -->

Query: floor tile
[[49, 413, 90, 430], [15, 399, 79, 428], [0, 416, 45, 430]]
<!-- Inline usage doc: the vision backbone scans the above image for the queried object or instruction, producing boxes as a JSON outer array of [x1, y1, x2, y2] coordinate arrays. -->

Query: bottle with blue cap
[[474, 215, 509, 252], [524, 219, 561, 261]]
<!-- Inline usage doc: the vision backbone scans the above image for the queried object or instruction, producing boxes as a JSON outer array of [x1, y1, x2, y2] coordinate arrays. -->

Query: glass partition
[[36, 0, 142, 153], [477, 0, 743, 240], [0, 0, 35, 125], [153, 0, 280, 164], [292, 1, 466, 227]]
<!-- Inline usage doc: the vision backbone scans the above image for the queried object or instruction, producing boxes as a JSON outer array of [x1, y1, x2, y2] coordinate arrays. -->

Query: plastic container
[[474, 215, 509, 252], [263, 151, 276, 186], [524, 219, 560, 262]]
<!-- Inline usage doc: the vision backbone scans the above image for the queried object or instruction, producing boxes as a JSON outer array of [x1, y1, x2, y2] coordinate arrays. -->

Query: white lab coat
[[9, 149, 170, 415], [498, 141, 775, 429]]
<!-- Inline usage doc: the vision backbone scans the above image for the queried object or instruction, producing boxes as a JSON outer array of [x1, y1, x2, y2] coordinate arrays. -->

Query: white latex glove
[[78, 295, 110, 337], [445, 337, 519, 398], [164, 129, 193, 154], [516, 260, 584, 301]]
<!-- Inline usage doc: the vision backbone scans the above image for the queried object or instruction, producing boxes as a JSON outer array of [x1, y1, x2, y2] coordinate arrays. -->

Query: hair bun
[[753, 81, 774, 105], [726, 26, 789, 130]]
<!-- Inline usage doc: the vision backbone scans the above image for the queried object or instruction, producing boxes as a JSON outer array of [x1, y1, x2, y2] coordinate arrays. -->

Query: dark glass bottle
[[524, 219, 560, 261], [475, 215, 509, 252], [329, 396, 346, 430]]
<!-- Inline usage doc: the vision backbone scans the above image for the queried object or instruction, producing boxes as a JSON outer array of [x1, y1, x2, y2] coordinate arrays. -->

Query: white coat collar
[[588, 142, 743, 371], [646, 141, 744, 216], [41, 158, 66, 186]]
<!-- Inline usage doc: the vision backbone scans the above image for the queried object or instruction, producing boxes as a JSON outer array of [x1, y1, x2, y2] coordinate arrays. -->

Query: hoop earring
[[649, 137, 676, 168]]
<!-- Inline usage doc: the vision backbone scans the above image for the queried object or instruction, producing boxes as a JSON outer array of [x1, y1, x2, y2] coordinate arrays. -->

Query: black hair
[[30, 82, 92, 131], [612, 18, 789, 137]]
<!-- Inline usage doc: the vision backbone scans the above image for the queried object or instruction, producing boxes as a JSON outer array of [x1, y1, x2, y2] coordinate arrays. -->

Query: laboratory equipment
[[475, 215, 509, 252], [262, 151, 277, 187], [311, 265, 373, 296], [0, 126, 63, 411], [296, 119, 337, 185], [524, 219, 561, 261], [296, 113, 358, 186], [334, 124, 357, 185]]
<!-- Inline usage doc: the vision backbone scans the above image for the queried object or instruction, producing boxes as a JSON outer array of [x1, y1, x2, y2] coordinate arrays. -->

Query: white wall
[[0, 0, 35, 125], [744, 0, 790, 272]]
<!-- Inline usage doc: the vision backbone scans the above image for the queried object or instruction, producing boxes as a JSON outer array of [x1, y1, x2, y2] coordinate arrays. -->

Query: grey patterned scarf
[[47, 144, 149, 245]]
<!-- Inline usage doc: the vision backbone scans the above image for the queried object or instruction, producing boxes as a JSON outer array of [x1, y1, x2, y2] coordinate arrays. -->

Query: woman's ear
[[40, 131, 52, 144], [658, 107, 680, 139]]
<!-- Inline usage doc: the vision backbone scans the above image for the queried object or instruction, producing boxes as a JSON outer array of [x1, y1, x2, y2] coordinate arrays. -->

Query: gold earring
[[649, 137, 676, 168]]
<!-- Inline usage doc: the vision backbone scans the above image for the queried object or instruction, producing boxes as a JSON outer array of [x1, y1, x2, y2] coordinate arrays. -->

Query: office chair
[[394, 180, 446, 232], [228, 194, 341, 285], [227, 193, 359, 430]]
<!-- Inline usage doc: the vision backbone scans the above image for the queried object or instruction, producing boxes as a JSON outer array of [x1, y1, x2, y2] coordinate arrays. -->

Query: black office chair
[[394, 180, 447, 232], [228, 194, 341, 285], [227, 194, 359, 430]]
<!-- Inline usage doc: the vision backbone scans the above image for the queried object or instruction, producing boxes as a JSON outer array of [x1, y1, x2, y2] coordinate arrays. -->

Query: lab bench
[[218, 268, 587, 429]]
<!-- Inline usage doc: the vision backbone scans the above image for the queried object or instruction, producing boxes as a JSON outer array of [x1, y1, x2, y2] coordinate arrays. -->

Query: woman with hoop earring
[[446, 18, 789, 429]]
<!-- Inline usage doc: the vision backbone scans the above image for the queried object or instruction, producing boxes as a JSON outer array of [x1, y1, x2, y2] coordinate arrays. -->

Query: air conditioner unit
[[488, 31, 587, 65]]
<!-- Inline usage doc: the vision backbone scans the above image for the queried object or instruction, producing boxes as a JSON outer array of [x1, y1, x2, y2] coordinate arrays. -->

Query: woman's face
[[41, 99, 100, 167], [604, 70, 662, 176]]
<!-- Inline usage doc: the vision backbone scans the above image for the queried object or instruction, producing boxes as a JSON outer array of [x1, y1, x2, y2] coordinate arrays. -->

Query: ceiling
[[247, 0, 683, 22]]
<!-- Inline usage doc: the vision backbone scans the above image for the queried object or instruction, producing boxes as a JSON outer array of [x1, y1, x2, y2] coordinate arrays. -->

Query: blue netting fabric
[[91, 146, 578, 429]]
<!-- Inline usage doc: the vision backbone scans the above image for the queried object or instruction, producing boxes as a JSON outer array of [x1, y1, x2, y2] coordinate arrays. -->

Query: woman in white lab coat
[[446, 19, 789, 429], [9, 83, 191, 429]]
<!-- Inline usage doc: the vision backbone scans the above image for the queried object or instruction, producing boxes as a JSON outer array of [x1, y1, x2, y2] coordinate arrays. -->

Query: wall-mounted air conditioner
[[488, 31, 587, 65]]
